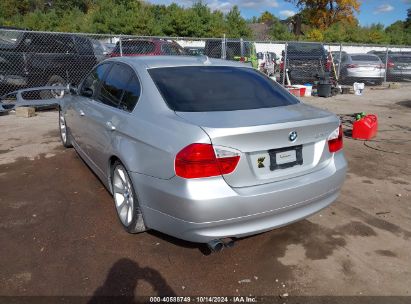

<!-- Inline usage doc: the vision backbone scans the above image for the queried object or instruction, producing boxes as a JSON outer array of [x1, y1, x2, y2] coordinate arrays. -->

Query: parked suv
[[109, 39, 186, 57], [280, 42, 330, 84], [0, 31, 97, 97]]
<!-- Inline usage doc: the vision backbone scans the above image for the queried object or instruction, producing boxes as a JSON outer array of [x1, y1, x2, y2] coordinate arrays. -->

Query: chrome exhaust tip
[[207, 239, 224, 252]]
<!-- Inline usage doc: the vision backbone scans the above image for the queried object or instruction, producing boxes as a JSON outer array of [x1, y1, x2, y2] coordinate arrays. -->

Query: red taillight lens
[[328, 125, 343, 153], [326, 60, 332, 71], [387, 61, 395, 68], [347, 64, 358, 69], [175, 143, 240, 179]]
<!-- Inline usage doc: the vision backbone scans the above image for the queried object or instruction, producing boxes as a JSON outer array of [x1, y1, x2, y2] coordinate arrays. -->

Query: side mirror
[[81, 87, 93, 98], [68, 83, 78, 95]]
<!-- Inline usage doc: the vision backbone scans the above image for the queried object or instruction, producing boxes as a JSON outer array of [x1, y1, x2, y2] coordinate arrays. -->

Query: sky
[[148, 0, 410, 27]]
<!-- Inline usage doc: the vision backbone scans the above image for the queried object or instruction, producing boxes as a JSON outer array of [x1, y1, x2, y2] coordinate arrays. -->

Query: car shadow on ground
[[147, 230, 213, 255], [87, 258, 175, 304]]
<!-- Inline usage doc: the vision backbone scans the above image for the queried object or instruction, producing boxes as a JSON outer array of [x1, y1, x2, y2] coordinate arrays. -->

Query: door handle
[[106, 121, 116, 131], [79, 109, 85, 116]]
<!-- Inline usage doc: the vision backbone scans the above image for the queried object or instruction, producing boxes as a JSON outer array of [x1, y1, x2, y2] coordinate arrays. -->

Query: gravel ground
[[0, 84, 410, 301]]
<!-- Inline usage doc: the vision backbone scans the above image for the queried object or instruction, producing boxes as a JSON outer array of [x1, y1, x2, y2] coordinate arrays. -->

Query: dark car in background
[[109, 39, 185, 57], [386, 54, 411, 81], [280, 42, 330, 84], [0, 31, 97, 97], [368, 51, 411, 81], [204, 39, 251, 60]]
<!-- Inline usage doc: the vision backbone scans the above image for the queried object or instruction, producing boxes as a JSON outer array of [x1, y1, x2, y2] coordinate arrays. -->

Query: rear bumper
[[387, 70, 411, 79], [131, 152, 347, 243], [346, 70, 384, 79]]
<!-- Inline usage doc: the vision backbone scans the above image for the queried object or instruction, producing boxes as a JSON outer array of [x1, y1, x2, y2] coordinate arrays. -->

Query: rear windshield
[[114, 41, 155, 55], [351, 55, 380, 62], [148, 66, 299, 112]]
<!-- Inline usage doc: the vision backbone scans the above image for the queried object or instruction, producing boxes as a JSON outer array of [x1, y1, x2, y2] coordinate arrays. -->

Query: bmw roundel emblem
[[289, 131, 298, 142]]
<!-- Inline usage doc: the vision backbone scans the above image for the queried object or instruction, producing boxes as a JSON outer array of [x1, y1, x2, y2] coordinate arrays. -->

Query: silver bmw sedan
[[59, 56, 347, 249]]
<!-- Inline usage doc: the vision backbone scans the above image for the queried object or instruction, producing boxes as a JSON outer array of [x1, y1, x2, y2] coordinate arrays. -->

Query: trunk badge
[[289, 131, 298, 142], [257, 157, 265, 168]]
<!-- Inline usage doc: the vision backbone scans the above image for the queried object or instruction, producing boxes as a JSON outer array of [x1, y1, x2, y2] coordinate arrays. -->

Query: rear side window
[[119, 75, 140, 112], [351, 55, 380, 62], [98, 64, 133, 107], [149, 66, 299, 112]]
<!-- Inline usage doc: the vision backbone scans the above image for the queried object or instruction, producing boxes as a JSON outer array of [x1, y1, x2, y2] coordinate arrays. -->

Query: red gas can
[[352, 114, 378, 140]]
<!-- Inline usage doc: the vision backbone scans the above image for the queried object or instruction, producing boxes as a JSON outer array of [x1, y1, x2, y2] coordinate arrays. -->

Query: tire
[[59, 109, 72, 148], [40, 75, 67, 99], [111, 161, 146, 234]]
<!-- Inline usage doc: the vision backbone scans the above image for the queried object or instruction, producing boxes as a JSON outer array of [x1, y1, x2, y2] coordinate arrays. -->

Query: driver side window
[[80, 63, 110, 97]]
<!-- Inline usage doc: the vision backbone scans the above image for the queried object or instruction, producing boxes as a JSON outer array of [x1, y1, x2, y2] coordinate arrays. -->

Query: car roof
[[107, 55, 253, 69], [391, 53, 411, 57], [349, 53, 379, 57], [116, 39, 175, 45]]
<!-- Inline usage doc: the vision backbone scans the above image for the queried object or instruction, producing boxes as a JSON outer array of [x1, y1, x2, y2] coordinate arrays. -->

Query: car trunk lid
[[176, 103, 340, 188]]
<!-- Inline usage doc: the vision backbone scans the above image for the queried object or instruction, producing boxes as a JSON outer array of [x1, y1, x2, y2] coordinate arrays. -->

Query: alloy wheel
[[59, 112, 67, 144], [113, 165, 135, 226]]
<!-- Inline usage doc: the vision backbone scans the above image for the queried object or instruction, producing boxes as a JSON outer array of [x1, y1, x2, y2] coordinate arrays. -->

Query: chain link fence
[[1, 28, 411, 99]]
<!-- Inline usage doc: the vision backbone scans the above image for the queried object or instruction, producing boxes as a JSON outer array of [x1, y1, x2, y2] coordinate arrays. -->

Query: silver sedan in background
[[58, 56, 347, 250], [338, 53, 385, 84]]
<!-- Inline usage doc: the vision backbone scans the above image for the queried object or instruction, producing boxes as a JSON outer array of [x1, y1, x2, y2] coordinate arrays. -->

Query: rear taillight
[[326, 59, 332, 71], [328, 125, 343, 153], [175, 143, 240, 179], [387, 61, 395, 68], [347, 64, 358, 69]]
